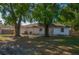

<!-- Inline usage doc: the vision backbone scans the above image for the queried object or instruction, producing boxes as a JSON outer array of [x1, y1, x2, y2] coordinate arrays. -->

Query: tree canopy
[[0, 3, 30, 37]]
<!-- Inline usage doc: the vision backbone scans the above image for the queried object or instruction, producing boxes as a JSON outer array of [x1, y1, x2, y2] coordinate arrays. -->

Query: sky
[[0, 13, 4, 24]]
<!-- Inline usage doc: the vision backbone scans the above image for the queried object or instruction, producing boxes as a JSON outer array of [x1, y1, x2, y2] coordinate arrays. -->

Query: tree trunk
[[44, 24, 49, 37], [43, 4, 49, 37], [44, 18, 49, 37], [15, 19, 21, 37], [9, 4, 21, 37]]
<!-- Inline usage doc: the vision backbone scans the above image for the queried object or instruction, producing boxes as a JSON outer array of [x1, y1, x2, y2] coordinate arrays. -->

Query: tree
[[68, 4, 79, 30], [58, 4, 75, 26], [59, 4, 79, 30], [0, 3, 30, 37], [32, 4, 60, 37]]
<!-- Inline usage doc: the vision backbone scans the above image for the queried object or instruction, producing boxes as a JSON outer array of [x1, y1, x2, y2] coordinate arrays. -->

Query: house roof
[[52, 23, 70, 28], [21, 23, 42, 28], [0, 24, 14, 29], [0, 23, 70, 30], [23, 23, 70, 28]]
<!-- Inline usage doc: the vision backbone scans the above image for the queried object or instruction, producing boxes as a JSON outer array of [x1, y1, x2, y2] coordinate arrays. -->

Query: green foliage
[[68, 4, 79, 30], [0, 3, 30, 25], [0, 3, 31, 36], [32, 4, 60, 25], [56, 4, 76, 27]]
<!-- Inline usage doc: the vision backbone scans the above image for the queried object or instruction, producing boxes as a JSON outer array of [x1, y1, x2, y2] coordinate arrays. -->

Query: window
[[39, 28, 42, 31], [29, 31, 32, 34], [24, 31, 28, 34], [61, 28, 64, 32]]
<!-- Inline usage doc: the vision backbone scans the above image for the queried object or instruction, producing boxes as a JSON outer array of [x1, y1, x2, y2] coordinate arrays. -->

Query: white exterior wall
[[26, 28, 34, 34], [25, 26, 70, 36], [33, 27, 44, 36], [25, 27, 44, 35], [49, 27, 53, 36], [0, 29, 2, 33], [20, 28, 25, 34], [53, 27, 70, 36]]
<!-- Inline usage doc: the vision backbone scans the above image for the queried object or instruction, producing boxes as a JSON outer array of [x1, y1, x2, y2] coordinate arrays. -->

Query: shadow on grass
[[11, 36, 79, 55], [0, 36, 79, 55]]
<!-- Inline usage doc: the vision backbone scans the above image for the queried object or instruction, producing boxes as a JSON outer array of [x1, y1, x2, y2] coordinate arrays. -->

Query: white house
[[23, 23, 71, 36], [53, 26, 70, 36], [0, 23, 71, 36]]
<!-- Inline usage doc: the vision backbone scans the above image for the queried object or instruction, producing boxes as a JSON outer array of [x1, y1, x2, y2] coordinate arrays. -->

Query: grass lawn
[[0, 34, 79, 55], [0, 34, 14, 37], [0, 34, 14, 42], [14, 36, 79, 55]]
